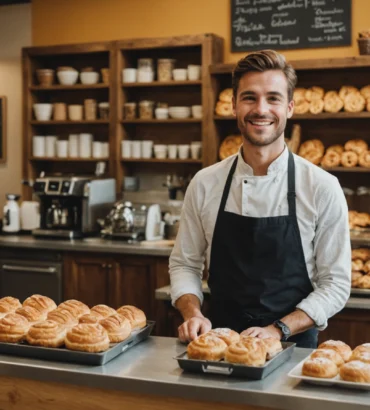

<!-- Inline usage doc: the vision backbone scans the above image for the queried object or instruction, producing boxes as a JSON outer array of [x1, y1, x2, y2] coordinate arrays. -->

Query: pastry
[[359, 150, 370, 168], [23, 294, 57, 314], [26, 320, 66, 348], [224, 338, 266, 366], [302, 357, 338, 378], [187, 334, 227, 361], [352, 271, 363, 288], [298, 139, 325, 156], [353, 212, 370, 227], [293, 88, 306, 103], [0, 313, 30, 343], [0, 297, 22, 318], [326, 145, 344, 155], [79, 313, 103, 324], [324, 91, 340, 101], [318, 340, 352, 362], [350, 351, 370, 364], [65, 323, 110, 353], [47, 308, 79, 328], [364, 261, 370, 273], [352, 248, 370, 261], [339, 86, 359, 101], [352, 343, 370, 356], [352, 259, 364, 271], [305, 87, 324, 102], [16, 306, 47, 324], [286, 124, 301, 154], [309, 99, 324, 114], [90, 304, 117, 319], [215, 101, 233, 116], [357, 275, 370, 289], [261, 338, 283, 359], [344, 93, 366, 113], [219, 135, 243, 160], [360, 85, 370, 99], [341, 151, 358, 168], [311, 349, 344, 367], [219, 88, 233, 103], [116, 305, 146, 330], [207, 328, 240, 346], [344, 139, 368, 155], [58, 300, 90, 318], [321, 151, 341, 168], [324, 92, 343, 113], [294, 99, 310, 115], [100, 314, 131, 343], [340, 361, 370, 383], [302, 150, 323, 165]]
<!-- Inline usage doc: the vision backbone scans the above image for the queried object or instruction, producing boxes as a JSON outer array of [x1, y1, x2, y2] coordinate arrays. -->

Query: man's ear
[[287, 99, 294, 119]]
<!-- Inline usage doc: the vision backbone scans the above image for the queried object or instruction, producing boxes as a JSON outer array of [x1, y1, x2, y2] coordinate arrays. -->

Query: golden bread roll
[[219, 135, 243, 160], [293, 99, 310, 115], [350, 351, 370, 364], [359, 150, 370, 168], [302, 150, 323, 165], [311, 349, 344, 367], [26, 320, 66, 348], [23, 294, 57, 314], [100, 314, 131, 343], [344, 93, 366, 113], [309, 99, 324, 114], [357, 275, 370, 289], [187, 334, 227, 361], [352, 259, 364, 271], [298, 139, 325, 156], [302, 357, 338, 378], [58, 300, 90, 318], [340, 360, 370, 383], [352, 248, 370, 261], [79, 313, 103, 324], [293, 88, 306, 103], [326, 144, 344, 155], [352, 271, 364, 288], [215, 101, 233, 116], [353, 212, 370, 227], [367, 98, 370, 112], [364, 261, 370, 273], [207, 328, 240, 346], [318, 340, 352, 362], [344, 139, 368, 155], [116, 305, 146, 330], [90, 304, 117, 319], [16, 306, 47, 324], [219, 88, 233, 103], [324, 90, 340, 101], [0, 313, 30, 343], [47, 308, 79, 328], [341, 151, 358, 168], [65, 323, 110, 353], [225, 338, 267, 366], [360, 85, 370, 99], [0, 297, 22, 318], [305, 87, 324, 102], [260, 338, 283, 359], [339, 86, 359, 101], [321, 151, 341, 168], [324, 93, 343, 113]]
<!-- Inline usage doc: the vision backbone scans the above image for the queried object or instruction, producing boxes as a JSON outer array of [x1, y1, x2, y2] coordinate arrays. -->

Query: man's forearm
[[175, 294, 204, 321], [280, 309, 315, 336]]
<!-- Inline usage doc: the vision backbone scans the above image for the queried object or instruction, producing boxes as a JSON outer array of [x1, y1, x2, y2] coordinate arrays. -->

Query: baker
[[169, 50, 351, 348]]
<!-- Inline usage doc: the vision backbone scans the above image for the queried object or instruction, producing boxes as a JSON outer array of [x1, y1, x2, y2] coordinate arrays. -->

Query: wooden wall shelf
[[29, 84, 109, 91], [122, 81, 202, 87], [322, 167, 370, 173], [215, 113, 370, 120], [30, 120, 109, 125], [30, 157, 109, 162], [121, 119, 201, 124], [121, 158, 202, 164]]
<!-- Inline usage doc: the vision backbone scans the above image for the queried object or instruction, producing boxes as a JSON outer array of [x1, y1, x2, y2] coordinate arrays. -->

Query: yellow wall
[[32, 0, 369, 62]]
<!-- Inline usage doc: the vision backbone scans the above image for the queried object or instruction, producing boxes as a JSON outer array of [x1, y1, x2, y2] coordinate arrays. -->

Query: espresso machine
[[32, 176, 116, 239]]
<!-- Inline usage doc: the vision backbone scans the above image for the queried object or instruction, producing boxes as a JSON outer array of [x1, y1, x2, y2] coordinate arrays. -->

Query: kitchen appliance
[[32, 176, 116, 239], [2, 194, 21, 233], [100, 201, 164, 241]]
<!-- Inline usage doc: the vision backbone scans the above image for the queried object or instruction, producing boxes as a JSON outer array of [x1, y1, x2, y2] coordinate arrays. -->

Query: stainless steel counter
[[0, 336, 368, 410], [0, 235, 172, 257]]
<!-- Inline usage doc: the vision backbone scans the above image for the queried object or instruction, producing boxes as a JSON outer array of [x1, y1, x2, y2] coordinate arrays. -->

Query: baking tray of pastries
[[351, 247, 370, 295], [174, 328, 295, 380], [288, 340, 370, 390]]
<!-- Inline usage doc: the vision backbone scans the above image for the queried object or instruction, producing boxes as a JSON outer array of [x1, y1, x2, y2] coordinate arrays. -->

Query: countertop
[[0, 336, 368, 410], [0, 235, 173, 257]]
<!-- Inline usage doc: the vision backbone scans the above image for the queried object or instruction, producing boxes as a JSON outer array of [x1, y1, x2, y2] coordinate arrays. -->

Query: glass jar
[[137, 58, 154, 82], [157, 59, 176, 82], [123, 102, 137, 120], [138, 58, 154, 71], [139, 100, 154, 119]]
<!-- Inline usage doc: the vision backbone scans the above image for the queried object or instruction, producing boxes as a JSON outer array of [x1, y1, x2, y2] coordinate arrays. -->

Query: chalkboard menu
[[231, 0, 352, 52]]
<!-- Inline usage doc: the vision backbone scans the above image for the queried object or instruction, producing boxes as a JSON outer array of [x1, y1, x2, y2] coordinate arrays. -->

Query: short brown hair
[[232, 50, 297, 101]]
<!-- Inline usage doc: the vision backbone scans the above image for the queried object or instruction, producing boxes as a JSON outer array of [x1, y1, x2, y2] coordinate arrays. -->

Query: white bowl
[[173, 69, 187, 81], [33, 103, 53, 121], [155, 108, 169, 119], [168, 106, 191, 119], [57, 70, 79, 85], [191, 105, 203, 118], [80, 72, 99, 84]]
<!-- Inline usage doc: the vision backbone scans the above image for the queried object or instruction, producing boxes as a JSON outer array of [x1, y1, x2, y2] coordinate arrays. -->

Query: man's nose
[[254, 98, 269, 115]]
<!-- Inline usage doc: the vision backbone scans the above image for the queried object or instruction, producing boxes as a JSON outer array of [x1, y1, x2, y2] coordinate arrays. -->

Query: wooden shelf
[[30, 120, 109, 125], [30, 157, 109, 162], [121, 119, 201, 124], [121, 158, 202, 164], [30, 84, 109, 91], [214, 115, 235, 120], [214, 113, 370, 121], [322, 166, 370, 173], [122, 80, 201, 87]]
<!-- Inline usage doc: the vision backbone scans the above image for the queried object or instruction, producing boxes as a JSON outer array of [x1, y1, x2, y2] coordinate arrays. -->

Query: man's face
[[233, 70, 294, 147]]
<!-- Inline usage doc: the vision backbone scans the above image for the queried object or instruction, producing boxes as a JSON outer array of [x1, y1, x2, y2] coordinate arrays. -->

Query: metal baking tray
[[0, 321, 155, 366], [175, 341, 295, 379], [288, 353, 370, 391], [351, 288, 370, 296]]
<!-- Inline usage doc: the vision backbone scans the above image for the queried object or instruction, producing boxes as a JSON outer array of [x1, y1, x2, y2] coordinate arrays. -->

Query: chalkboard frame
[[230, 0, 352, 53], [0, 96, 7, 164]]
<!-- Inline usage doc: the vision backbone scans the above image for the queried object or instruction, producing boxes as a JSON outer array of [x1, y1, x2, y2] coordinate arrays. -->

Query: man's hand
[[241, 324, 282, 340], [178, 316, 212, 343]]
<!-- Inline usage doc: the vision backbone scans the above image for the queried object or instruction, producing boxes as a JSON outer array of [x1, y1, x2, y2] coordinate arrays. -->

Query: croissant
[[100, 315, 131, 343], [0, 313, 30, 343], [58, 300, 90, 318], [26, 320, 66, 348], [0, 297, 22, 318], [116, 305, 146, 329], [65, 323, 110, 352], [23, 294, 57, 313]]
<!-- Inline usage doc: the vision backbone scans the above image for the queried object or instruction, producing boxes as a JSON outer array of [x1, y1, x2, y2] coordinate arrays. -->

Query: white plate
[[288, 355, 370, 391], [351, 288, 370, 296]]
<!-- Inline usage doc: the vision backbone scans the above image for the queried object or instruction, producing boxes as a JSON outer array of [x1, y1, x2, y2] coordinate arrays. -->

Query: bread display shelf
[[0, 321, 155, 366], [350, 288, 370, 296], [30, 84, 109, 91], [122, 80, 202, 87], [321, 167, 370, 173], [288, 354, 370, 391], [175, 341, 295, 380]]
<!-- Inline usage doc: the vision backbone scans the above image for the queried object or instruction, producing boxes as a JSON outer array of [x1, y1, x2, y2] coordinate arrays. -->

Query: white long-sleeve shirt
[[169, 147, 351, 330]]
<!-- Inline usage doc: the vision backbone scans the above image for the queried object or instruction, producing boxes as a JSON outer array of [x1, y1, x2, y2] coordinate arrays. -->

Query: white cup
[[131, 140, 142, 158], [137, 69, 154, 83], [102, 142, 109, 157], [187, 65, 201, 81], [68, 104, 83, 121], [168, 144, 177, 159], [141, 140, 153, 158], [172, 69, 187, 81], [121, 140, 132, 158], [57, 140, 68, 158], [32, 136, 45, 157], [178, 144, 190, 159], [92, 141, 103, 158], [190, 141, 202, 159], [155, 107, 169, 120], [79, 133, 93, 158], [191, 105, 203, 119], [122, 68, 137, 83], [154, 144, 167, 159], [33, 104, 53, 121], [68, 134, 79, 157], [45, 135, 57, 157]]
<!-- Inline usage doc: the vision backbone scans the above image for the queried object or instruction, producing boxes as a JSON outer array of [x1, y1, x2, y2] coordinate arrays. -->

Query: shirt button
[[244, 180, 248, 184]]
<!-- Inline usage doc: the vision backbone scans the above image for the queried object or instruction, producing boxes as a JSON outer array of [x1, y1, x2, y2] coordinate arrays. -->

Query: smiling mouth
[[248, 120, 274, 126]]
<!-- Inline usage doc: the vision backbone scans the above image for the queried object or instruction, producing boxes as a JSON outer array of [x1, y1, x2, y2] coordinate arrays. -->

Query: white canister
[[20, 201, 40, 230], [178, 144, 190, 159], [68, 104, 83, 121], [190, 141, 202, 159], [187, 64, 201, 81], [122, 68, 137, 83], [45, 135, 57, 157], [33, 103, 53, 121], [191, 105, 203, 119], [131, 140, 142, 158], [102, 142, 109, 157], [121, 140, 132, 158], [92, 141, 103, 158], [68, 134, 79, 157], [57, 140, 68, 158], [141, 140, 153, 158], [154, 144, 168, 159], [3, 194, 20, 233], [79, 133, 93, 158], [168, 144, 178, 159], [32, 136, 45, 157]]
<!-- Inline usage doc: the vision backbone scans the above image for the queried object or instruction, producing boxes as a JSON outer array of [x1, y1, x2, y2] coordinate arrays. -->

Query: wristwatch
[[273, 320, 291, 341]]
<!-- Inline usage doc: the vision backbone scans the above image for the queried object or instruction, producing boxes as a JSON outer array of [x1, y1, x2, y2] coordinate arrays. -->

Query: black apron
[[208, 151, 318, 348]]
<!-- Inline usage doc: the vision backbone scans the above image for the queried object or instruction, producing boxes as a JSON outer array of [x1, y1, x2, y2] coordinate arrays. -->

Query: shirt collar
[[236, 144, 289, 177]]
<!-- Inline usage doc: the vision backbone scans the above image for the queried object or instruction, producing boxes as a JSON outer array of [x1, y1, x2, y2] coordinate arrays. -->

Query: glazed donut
[[324, 94, 344, 113], [340, 360, 370, 383], [302, 357, 338, 378], [293, 88, 306, 103], [298, 139, 325, 156], [311, 349, 344, 367], [352, 343, 370, 356], [352, 248, 370, 261], [359, 150, 370, 168], [219, 88, 233, 103], [360, 85, 370, 99], [207, 328, 240, 346], [309, 99, 324, 114], [356, 274, 370, 289], [352, 259, 364, 271], [305, 86, 324, 102], [344, 139, 368, 155], [326, 145, 344, 155], [344, 93, 366, 113], [339, 86, 359, 101], [321, 151, 341, 168], [294, 99, 310, 115], [363, 260, 370, 273], [215, 101, 233, 116], [318, 340, 352, 362], [351, 271, 363, 288], [341, 151, 358, 168], [187, 334, 228, 361]]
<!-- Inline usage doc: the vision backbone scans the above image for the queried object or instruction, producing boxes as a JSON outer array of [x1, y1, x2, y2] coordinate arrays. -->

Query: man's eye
[[269, 97, 279, 102]]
